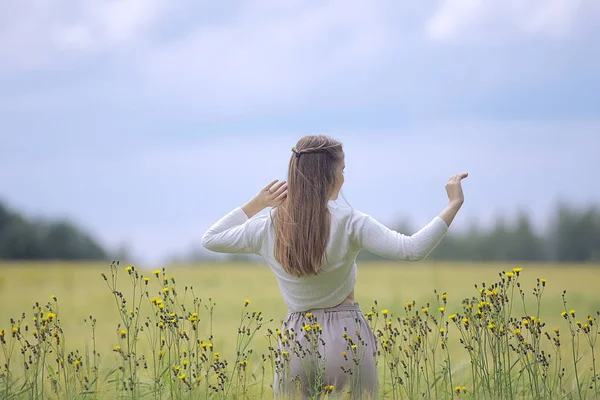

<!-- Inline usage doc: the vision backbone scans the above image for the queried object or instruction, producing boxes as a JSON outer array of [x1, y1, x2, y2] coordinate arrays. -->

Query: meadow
[[0, 261, 599, 399]]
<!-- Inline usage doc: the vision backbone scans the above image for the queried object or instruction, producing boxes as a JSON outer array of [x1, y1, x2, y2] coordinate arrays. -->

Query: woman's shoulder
[[328, 202, 370, 229]]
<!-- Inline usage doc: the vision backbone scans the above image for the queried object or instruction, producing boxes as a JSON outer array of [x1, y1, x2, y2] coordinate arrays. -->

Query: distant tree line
[[0, 200, 107, 260], [1, 198, 598, 263], [358, 203, 600, 263]]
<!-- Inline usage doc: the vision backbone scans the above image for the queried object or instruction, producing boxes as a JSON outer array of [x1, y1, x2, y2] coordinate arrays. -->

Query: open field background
[[1, 261, 599, 398]]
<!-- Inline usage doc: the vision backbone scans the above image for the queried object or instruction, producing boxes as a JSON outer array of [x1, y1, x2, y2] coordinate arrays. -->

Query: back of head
[[274, 135, 344, 277]]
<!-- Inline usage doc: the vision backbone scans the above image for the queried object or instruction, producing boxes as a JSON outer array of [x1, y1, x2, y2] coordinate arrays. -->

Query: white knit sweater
[[201, 203, 449, 312]]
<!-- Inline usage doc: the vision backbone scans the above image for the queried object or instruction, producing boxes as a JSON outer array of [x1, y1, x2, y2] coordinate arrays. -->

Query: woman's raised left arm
[[201, 179, 287, 254]]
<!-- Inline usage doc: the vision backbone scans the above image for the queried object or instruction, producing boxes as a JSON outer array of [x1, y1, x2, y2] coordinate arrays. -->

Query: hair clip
[[292, 148, 301, 158]]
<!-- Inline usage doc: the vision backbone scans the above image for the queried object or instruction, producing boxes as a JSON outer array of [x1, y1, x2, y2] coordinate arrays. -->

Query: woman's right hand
[[445, 172, 468, 206]]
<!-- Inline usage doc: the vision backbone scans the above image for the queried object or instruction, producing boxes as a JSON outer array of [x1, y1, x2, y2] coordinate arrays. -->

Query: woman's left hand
[[242, 179, 288, 218], [258, 179, 288, 207]]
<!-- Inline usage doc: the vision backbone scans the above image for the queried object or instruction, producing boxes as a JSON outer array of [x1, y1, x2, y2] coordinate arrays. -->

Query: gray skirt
[[273, 302, 379, 399]]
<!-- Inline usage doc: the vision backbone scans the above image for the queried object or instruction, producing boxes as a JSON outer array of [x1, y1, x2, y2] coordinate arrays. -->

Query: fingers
[[449, 172, 469, 181], [271, 181, 288, 197], [274, 189, 288, 202], [263, 179, 279, 192]]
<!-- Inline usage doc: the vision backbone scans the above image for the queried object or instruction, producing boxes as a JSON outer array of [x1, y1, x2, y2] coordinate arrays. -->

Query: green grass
[[0, 261, 599, 399]]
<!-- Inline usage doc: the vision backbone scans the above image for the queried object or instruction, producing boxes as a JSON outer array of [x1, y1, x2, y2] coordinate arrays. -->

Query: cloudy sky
[[1, 0, 599, 265]]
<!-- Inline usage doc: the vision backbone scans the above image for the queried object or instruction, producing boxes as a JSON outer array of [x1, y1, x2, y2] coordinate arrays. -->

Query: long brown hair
[[274, 135, 344, 277]]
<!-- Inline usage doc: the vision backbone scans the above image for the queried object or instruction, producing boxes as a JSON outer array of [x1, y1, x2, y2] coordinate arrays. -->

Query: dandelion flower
[[449, 314, 457, 321], [569, 309, 576, 317], [153, 269, 161, 277], [381, 309, 389, 316], [505, 271, 514, 279], [244, 299, 250, 306], [438, 307, 445, 313], [125, 266, 132, 272], [306, 312, 313, 318], [114, 345, 121, 352]]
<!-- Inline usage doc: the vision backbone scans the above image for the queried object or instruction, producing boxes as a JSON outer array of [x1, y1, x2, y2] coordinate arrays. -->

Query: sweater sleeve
[[201, 207, 265, 255], [350, 210, 449, 261]]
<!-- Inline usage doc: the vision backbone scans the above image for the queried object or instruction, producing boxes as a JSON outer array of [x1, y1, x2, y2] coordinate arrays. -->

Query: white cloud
[[0, 0, 165, 70], [140, 0, 390, 109], [426, 0, 597, 42]]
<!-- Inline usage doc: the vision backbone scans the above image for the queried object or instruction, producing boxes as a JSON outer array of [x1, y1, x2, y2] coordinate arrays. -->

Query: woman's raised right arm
[[351, 173, 467, 262]]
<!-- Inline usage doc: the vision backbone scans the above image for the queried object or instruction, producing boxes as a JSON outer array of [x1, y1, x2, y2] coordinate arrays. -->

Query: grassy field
[[1, 261, 599, 399]]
